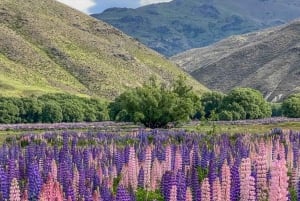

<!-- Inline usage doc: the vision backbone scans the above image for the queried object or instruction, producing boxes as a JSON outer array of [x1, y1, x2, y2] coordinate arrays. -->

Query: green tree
[[282, 94, 300, 118], [201, 91, 224, 118], [20, 97, 43, 123], [271, 103, 283, 117], [109, 76, 199, 128], [0, 101, 19, 123], [41, 101, 63, 123], [219, 110, 233, 121], [221, 88, 271, 120], [61, 102, 84, 122]]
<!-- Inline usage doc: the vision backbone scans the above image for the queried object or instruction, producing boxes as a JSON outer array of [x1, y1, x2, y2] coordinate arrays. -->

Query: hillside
[[0, 0, 206, 99], [93, 0, 300, 56], [172, 21, 300, 102]]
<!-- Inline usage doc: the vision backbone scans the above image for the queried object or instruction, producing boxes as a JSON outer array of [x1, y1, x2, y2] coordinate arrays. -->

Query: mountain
[[93, 0, 300, 56], [0, 0, 207, 99], [172, 20, 300, 102]]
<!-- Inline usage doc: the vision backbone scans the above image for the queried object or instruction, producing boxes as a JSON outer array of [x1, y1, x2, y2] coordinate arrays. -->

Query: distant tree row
[[105, 77, 300, 127], [0, 94, 109, 124], [0, 78, 299, 127]]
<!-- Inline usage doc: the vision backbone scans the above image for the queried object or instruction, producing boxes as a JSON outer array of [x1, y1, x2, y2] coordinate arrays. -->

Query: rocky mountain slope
[[172, 21, 300, 102], [0, 0, 206, 99], [93, 0, 300, 57]]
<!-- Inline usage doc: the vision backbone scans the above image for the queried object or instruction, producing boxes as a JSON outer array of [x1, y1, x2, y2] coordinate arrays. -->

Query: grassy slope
[[0, 0, 207, 99]]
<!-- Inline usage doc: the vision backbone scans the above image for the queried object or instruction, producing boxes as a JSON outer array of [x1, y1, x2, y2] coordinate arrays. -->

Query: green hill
[[93, 0, 300, 56], [0, 0, 207, 99]]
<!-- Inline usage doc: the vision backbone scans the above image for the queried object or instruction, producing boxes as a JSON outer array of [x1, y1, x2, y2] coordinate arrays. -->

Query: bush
[[282, 94, 300, 118], [219, 110, 233, 121], [221, 88, 271, 120]]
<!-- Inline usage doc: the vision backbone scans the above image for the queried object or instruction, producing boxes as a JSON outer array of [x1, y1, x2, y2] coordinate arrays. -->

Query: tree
[[282, 94, 300, 118], [201, 91, 224, 118], [221, 88, 271, 120], [219, 111, 233, 121], [61, 102, 84, 122], [109, 76, 200, 128], [0, 101, 19, 123], [20, 97, 43, 123], [41, 101, 63, 123]]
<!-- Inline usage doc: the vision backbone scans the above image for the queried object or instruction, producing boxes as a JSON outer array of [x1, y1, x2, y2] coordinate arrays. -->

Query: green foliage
[[219, 110, 233, 121], [109, 76, 200, 128], [221, 88, 271, 120], [271, 103, 283, 117], [19, 97, 43, 123], [0, 94, 108, 124], [0, 100, 20, 123], [41, 101, 63, 123], [197, 167, 208, 183], [113, 175, 121, 194], [282, 94, 300, 118], [201, 91, 224, 118], [135, 188, 164, 201], [289, 188, 297, 201]]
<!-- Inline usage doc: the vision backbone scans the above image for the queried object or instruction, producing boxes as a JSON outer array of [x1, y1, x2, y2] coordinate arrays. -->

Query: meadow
[[1, 120, 300, 201]]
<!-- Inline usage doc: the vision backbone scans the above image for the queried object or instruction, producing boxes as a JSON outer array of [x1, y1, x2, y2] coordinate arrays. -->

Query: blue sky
[[56, 0, 172, 14]]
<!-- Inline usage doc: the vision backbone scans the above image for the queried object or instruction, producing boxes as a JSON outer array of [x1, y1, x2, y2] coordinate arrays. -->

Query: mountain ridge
[[93, 0, 300, 56], [171, 20, 300, 102]]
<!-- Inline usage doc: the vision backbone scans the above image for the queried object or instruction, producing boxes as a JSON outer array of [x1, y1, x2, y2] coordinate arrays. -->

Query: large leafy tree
[[282, 94, 300, 118], [221, 88, 271, 120], [200, 91, 224, 118], [109, 76, 199, 128]]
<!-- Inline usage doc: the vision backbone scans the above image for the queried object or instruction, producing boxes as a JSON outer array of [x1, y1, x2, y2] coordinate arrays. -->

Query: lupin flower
[[221, 161, 231, 201], [269, 159, 289, 201], [239, 158, 251, 201], [256, 155, 268, 200], [128, 147, 138, 190], [169, 185, 177, 201], [185, 187, 193, 201], [9, 178, 20, 201], [212, 177, 221, 201], [39, 173, 64, 201], [115, 185, 131, 201], [201, 178, 211, 201]]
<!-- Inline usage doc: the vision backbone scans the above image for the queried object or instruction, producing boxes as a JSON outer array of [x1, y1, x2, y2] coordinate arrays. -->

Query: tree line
[[0, 77, 299, 127], [0, 94, 109, 124]]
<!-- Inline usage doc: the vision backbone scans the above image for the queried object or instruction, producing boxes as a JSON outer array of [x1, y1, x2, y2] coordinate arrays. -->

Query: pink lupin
[[221, 162, 231, 201], [269, 159, 289, 201], [144, 146, 152, 189], [256, 155, 268, 200], [9, 178, 21, 201], [212, 177, 222, 201], [128, 146, 138, 190], [239, 158, 251, 201], [186, 187, 193, 201], [201, 178, 211, 201]]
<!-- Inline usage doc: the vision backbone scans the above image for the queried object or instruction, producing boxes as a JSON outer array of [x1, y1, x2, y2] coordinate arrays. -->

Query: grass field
[[184, 121, 300, 135], [0, 120, 300, 145]]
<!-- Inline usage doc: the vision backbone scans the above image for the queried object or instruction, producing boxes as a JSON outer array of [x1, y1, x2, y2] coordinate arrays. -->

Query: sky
[[56, 0, 172, 14]]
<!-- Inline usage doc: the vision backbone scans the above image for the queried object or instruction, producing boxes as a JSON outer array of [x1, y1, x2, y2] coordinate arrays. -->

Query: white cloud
[[56, 0, 96, 14], [140, 0, 172, 6]]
